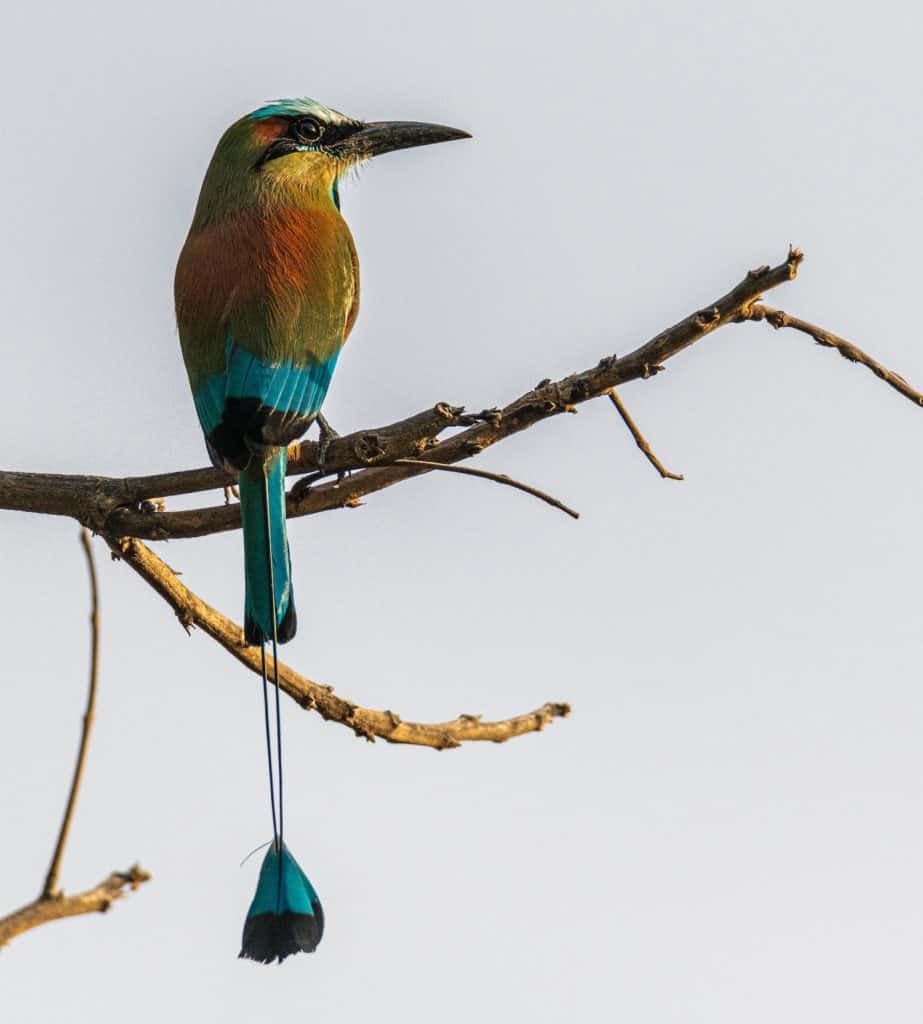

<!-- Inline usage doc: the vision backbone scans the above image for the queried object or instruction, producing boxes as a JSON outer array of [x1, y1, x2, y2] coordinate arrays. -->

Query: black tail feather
[[239, 908, 324, 964], [244, 591, 297, 646]]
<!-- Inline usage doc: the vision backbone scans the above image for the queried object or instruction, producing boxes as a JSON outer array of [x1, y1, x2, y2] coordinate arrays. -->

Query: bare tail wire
[[262, 462, 285, 903], [259, 641, 279, 843]]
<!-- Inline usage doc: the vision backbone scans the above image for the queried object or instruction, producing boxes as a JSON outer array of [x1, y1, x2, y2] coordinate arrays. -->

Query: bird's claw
[[315, 412, 341, 470]]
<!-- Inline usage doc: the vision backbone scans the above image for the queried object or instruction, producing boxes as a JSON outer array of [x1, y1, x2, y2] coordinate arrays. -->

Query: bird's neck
[[191, 161, 341, 232]]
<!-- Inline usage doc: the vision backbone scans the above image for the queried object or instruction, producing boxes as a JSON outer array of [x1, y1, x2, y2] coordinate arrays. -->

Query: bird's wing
[[199, 337, 341, 470]]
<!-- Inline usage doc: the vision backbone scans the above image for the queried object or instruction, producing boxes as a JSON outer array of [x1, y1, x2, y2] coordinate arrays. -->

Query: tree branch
[[20, 244, 917, 945], [17, 246, 913, 750], [109, 534, 570, 750], [0, 404, 470, 525], [0, 867, 151, 949], [0, 247, 804, 539]]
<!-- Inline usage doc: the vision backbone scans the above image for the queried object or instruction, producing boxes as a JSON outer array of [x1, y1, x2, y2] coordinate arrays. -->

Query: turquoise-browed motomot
[[174, 97, 469, 964]]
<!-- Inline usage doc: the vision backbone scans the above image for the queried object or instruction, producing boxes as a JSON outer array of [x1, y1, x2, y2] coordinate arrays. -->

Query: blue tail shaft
[[239, 449, 297, 645]]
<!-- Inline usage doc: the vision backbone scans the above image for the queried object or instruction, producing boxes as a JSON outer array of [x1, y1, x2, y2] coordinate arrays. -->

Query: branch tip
[[392, 457, 580, 519], [745, 302, 923, 407], [0, 865, 151, 948], [608, 390, 684, 481]]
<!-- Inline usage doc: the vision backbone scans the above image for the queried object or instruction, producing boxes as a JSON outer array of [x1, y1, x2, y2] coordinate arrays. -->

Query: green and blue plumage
[[174, 97, 469, 964], [176, 100, 359, 646]]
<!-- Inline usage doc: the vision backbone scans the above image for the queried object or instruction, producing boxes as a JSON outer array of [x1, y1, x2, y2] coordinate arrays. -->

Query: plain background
[[3, 1, 923, 1020]]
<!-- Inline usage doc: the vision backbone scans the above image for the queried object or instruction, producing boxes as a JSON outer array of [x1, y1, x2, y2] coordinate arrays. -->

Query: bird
[[174, 98, 469, 964]]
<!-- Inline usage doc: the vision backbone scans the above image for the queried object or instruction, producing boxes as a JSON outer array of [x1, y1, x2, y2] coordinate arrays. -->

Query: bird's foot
[[315, 413, 340, 469], [223, 483, 240, 505], [315, 412, 351, 484]]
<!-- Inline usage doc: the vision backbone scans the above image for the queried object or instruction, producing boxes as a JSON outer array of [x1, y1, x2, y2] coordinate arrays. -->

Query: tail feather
[[239, 449, 297, 645], [238, 450, 322, 965], [240, 842, 324, 964]]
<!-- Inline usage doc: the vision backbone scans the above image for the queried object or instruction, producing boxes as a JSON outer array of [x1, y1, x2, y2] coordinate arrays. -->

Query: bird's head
[[194, 97, 469, 218]]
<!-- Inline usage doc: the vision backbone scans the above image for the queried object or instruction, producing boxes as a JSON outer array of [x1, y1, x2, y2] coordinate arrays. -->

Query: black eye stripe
[[255, 118, 363, 169], [287, 118, 362, 148]]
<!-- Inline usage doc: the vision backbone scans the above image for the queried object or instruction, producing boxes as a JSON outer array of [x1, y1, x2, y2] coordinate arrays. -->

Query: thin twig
[[744, 304, 923, 407], [607, 390, 684, 481], [0, 532, 149, 949], [109, 535, 570, 750], [391, 458, 581, 519], [42, 529, 101, 899]]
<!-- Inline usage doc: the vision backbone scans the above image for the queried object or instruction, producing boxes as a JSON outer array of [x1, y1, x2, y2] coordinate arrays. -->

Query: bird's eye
[[293, 117, 323, 144]]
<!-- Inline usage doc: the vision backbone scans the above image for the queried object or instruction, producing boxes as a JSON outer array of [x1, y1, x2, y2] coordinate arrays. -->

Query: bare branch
[[41, 530, 101, 899], [0, 250, 824, 755], [107, 534, 569, 749], [0, 247, 803, 539], [0, 404, 469, 527], [744, 304, 923, 406], [0, 867, 151, 950], [607, 390, 684, 481]]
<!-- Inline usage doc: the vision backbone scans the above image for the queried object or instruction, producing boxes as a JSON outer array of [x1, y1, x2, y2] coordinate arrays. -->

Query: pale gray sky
[[3, 0, 923, 1020]]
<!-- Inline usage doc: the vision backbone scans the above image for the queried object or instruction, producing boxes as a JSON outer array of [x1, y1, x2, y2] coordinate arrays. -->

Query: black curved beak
[[332, 121, 471, 160]]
